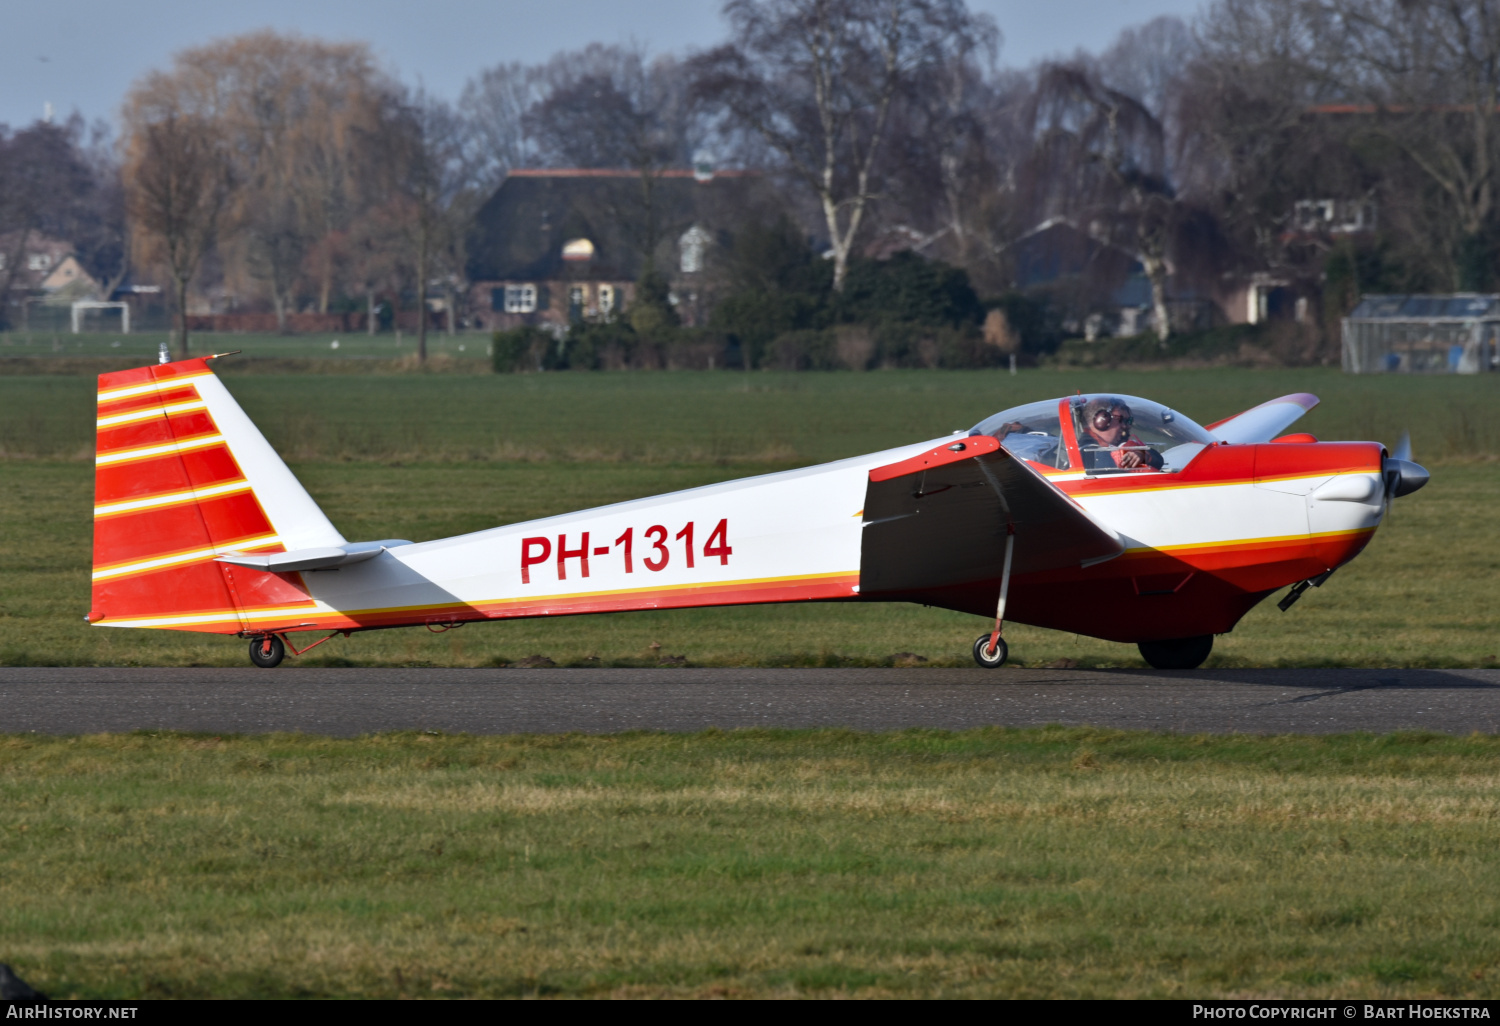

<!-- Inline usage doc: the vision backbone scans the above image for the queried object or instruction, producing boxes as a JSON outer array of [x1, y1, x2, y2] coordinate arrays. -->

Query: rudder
[[89, 356, 343, 633]]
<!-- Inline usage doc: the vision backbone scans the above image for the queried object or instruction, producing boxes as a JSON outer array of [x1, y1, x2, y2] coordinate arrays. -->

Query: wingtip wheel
[[249, 634, 286, 668], [973, 633, 1009, 668]]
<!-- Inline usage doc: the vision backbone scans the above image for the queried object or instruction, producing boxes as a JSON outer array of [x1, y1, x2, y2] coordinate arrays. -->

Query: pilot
[[1079, 397, 1162, 470]]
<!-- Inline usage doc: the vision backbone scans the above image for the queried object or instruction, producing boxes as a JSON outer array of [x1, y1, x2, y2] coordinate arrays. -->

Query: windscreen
[[1069, 394, 1215, 472], [970, 395, 1215, 472], [969, 399, 1071, 470]]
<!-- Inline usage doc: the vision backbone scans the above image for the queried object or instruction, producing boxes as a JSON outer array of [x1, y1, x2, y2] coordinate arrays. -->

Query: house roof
[[1349, 294, 1500, 321], [466, 168, 774, 283], [0, 232, 74, 290], [1009, 219, 1138, 291], [42, 254, 99, 294]]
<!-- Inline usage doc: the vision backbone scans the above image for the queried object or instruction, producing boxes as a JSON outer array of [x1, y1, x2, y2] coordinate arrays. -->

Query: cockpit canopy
[[969, 394, 1216, 472]]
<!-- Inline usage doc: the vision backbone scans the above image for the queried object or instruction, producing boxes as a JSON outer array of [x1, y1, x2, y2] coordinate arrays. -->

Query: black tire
[[972, 633, 1008, 668], [1137, 635, 1213, 670], [249, 635, 285, 668]]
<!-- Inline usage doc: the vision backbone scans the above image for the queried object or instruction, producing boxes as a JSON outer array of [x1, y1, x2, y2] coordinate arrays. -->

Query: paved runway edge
[[2, 666, 1498, 736]]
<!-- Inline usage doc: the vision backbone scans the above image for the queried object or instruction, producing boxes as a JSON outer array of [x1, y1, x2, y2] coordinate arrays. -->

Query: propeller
[[1382, 430, 1429, 515]]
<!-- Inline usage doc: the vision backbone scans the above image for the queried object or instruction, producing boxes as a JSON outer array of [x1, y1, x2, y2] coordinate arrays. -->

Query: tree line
[[4, 0, 1500, 361]]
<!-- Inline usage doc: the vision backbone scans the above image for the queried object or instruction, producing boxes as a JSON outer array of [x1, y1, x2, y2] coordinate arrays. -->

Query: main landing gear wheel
[[1137, 635, 1213, 670], [249, 635, 285, 668], [972, 633, 1009, 668]]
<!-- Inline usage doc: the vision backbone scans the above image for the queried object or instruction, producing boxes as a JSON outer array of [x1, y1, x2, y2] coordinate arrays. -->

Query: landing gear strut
[[244, 629, 351, 667], [973, 522, 1016, 668], [1137, 635, 1213, 670], [249, 635, 285, 668]]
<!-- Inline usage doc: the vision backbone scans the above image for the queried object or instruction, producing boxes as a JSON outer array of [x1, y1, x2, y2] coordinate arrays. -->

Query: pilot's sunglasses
[[1092, 411, 1132, 430]]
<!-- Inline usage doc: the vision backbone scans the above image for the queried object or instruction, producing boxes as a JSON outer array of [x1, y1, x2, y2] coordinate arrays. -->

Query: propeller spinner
[[1383, 431, 1430, 509]]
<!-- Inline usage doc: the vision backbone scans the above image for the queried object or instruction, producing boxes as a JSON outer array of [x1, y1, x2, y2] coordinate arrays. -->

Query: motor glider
[[86, 356, 1427, 669]]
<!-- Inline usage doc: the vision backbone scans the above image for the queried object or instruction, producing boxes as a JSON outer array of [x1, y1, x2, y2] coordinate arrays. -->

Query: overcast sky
[[0, 0, 1203, 134]]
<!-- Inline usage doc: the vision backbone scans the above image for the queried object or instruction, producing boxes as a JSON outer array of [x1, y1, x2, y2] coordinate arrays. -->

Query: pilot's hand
[[1117, 449, 1144, 468], [999, 421, 1027, 435]]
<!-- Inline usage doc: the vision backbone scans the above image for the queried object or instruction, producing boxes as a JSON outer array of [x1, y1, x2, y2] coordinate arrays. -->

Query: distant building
[[1291, 198, 1377, 237], [465, 168, 777, 331], [1010, 218, 1316, 336], [0, 233, 76, 292], [1343, 294, 1500, 373], [41, 255, 102, 302]]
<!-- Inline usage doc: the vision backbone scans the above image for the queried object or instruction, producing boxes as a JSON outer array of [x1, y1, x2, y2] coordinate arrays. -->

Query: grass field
[[5, 727, 1500, 999], [4, 364, 1499, 1002], [0, 330, 489, 365], [0, 366, 1496, 668], [5, 363, 1500, 462]]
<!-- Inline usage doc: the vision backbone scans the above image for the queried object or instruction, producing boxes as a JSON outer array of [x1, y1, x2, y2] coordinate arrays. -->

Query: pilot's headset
[[1081, 397, 1129, 435]]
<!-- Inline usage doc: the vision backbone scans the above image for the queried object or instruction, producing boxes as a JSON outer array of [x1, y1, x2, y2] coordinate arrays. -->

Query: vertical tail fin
[[89, 356, 342, 633]]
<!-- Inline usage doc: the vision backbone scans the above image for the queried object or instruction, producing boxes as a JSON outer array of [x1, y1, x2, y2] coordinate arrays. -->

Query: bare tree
[[0, 117, 119, 326], [877, 17, 1001, 268], [459, 61, 546, 191], [1096, 16, 1196, 128], [692, 0, 992, 291], [123, 33, 390, 331], [1171, 25, 1344, 303], [1196, 0, 1500, 289], [382, 91, 481, 361], [77, 123, 132, 306], [1029, 65, 1182, 338], [123, 109, 230, 358]]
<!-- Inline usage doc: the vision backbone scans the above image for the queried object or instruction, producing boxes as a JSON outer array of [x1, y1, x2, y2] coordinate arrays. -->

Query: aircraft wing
[[859, 436, 1124, 597], [1204, 393, 1319, 443]]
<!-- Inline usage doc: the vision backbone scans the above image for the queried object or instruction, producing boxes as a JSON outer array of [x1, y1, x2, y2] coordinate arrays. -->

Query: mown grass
[[1, 459, 1496, 669], [0, 367, 1495, 667], [4, 727, 1500, 999], [4, 365, 1499, 463], [0, 329, 487, 367]]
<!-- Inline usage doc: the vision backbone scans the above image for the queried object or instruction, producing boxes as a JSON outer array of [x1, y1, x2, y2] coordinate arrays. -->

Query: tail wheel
[[1137, 635, 1213, 670], [249, 635, 286, 668], [972, 633, 1008, 668]]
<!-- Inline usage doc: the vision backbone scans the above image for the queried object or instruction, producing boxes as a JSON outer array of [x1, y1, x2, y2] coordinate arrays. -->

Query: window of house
[[504, 284, 537, 313], [598, 284, 615, 314], [28, 253, 51, 271], [568, 285, 586, 310], [679, 225, 711, 274]]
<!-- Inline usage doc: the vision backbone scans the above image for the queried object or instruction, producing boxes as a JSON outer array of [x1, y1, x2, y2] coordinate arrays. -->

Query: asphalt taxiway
[[2, 666, 1498, 736]]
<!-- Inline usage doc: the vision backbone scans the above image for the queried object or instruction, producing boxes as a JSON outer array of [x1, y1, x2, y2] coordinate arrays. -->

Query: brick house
[[466, 168, 776, 332], [0, 233, 76, 292]]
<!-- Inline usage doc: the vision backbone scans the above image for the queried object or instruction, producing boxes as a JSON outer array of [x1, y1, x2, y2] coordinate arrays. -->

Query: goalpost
[[71, 301, 130, 334]]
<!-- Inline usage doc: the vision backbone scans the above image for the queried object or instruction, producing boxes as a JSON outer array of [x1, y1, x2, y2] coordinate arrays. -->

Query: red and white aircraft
[[87, 355, 1428, 669]]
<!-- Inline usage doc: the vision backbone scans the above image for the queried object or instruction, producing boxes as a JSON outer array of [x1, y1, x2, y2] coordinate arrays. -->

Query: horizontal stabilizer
[[860, 437, 1123, 597], [1205, 393, 1319, 444], [217, 539, 412, 573]]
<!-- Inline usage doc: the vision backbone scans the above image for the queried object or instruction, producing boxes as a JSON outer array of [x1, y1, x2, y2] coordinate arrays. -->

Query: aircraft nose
[[1383, 458, 1429, 498]]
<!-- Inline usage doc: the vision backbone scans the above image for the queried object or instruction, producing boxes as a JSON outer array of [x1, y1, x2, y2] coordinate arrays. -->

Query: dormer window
[[562, 238, 594, 262]]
